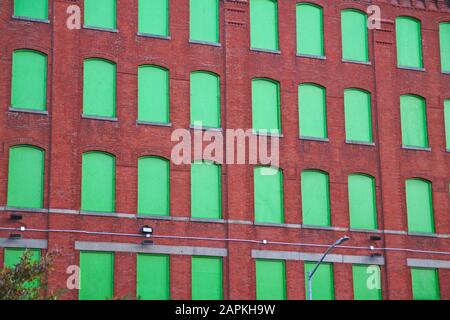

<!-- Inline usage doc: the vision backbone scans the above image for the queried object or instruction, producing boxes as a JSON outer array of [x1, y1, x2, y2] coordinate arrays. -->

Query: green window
[[252, 79, 281, 134], [304, 262, 334, 300], [137, 254, 170, 300], [296, 3, 324, 57], [445, 100, 450, 150], [400, 95, 428, 148], [14, 0, 48, 20], [83, 58, 116, 118], [11, 50, 47, 111], [190, 72, 221, 128], [298, 84, 327, 139], [254, 167, 284, 224], [411, 268, 440, 300], [250, 0, 279, 51], [4, 248, 41, 291], [79, 251, 114, 300], [396, 17, 423, 69], [138, 65, 169, 124], [440, 23, 450, 73], [189, 0, 219, 43], [256, 260, 286, 300], [405, 179, 434, 234], [138, 0, 169, 37], [348, 174, 377, 230], [7, 145, 44, 209], [344, 89, 373, 143], [81, 152, 115, 213], [341, 9, 369, 62], [301, 170, 330, 227], [138, 157, 170, 217], [84, 0, 116, 30], [192, 256, 223, 300], [191, 162, 222, 219], [352, 265, 382, 300]]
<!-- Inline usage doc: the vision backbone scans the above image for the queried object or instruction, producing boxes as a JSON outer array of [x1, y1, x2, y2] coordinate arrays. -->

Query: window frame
[[249, 0, 280, 52], [13, 0, 49, 22], [301, 169, 331, 227], [348, 173, 378, 230], [341, 9, 370, 63], [298, 83, 328, 140], [189, 0, 220, 45], [405, 178, 435, 234], [137, 0, 170, 38], [400, 94, 429, 149], [344, 88, 373, 144], [395, 16, 424, 70], [83, 0, 118, 32], [190, 71, 221, 129], [296, 2, 324, 58], [253, 166, 285, 224], [252, 78, 282, 135]]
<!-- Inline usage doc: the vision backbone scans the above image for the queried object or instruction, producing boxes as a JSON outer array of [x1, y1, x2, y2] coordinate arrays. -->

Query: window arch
[[81, 151, 116, 213], [405, 178, 434, 234], [400, 95, 428, 148], [298, 83, 327, 139], [301, 170, 330, 227], [138, 0, 169, 37], [138, 65, 169, 124], [84, 0, 117, 30], [138, 156, 170, 216], [191, 161, 222, 219], [7, 145, 45, 209], [11, 49, 47, 111], [344, 89, 373, 143], [252, 78, 281, 134], [296, 3, 324, 57], [83, 58, 116, 118], [341, 9, 369, 62], [440, 22, 450, 73], [13, 0, 48, 21], [189, 0, 219, 43], [250, 0, 279, 51], [190, 71, 221, 128], [348, 174, 377, 230], [396, 16, 423, 69], [254, 166, 284, 224]]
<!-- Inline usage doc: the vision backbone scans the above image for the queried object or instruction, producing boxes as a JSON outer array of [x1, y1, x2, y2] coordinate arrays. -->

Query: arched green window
[[4, 248, 41, 293], [344, 89, 373, 143], [14, 0, 48, 21], [405, 178, 434, 234], [79, 251, 114, 300], [137, 254, 170, 300], [81, 151, 115, 213], [189, 0, 219, 43], [352, 265, 382, 300], [138, 65, 169, 124], [138, 0, 169, 37], [250, 0, 279, 51], [191, 161, 222, 219], [396, 17, 423, 69], [348, 174, 377, 230], [254, 167, 284, 224], [256, 260, 286, 300], [301, 170, 330, 227], [11, 49, 47, 111], [83, 58, 116, 118], [138, 157, 170, 217], [440, 22, 450, 73], [445, 99, 450, 151], [296, 3, 324, 57], [304, 262, 334, 300], [400, 95, 428, 148], [192, 256, 223, 300], [84, 0, 116, 30], [190, 71, 221, 128], [298, 83, 327, 139], [252, 78, 281, 134], [411, 268, 440, 300], [7, 145, 45, 209], [341, 9, 369, 62]]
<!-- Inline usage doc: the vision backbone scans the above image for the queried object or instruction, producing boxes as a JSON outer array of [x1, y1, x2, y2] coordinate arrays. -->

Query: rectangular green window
[[137, 254, 170, 300], [138, 0, 169, 37], [296, 3, 324, 57], [189, 0, 219, 43], [406, 179, 434, 234], [79, 251, 114, 300], [14, 0, 48, 20], [400, 95, 428, 148], [7, 146, 44, 209], [256, 260, 286, 300], [191, 162, 222, 219], [304, 262, 334, 300], [192, 256, 223, 300], [138, 65, 169, 124], [254, 167, 284, 224], [298, 84, 327, 139], [348, 174, 377, 230], [252, 79, 281, 134], [445, 100, 450, 150], [341, 10, 369, 62], [81, 152, 115, 213], [190, 72, 221, 128], [301, 170, 330, 227], [344, 89, 373, 143], [411, 268, 440, 300], [250, 0, 279, 51], [11, 50, 47, 111], [4, 248, 41, 291], [352, 265, 382, 300], [440, 23, 450, 73], [84, 0, 116, 30], [138, 157, 169, 216], [396, 17, 423, 69]]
